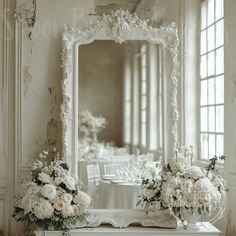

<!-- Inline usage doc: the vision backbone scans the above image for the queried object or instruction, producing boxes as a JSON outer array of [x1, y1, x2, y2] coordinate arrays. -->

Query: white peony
[[54, 200, 66, 211], [73, 191, 91, 210], [184, 166, 204, 180], [40, 184, 57, 201], [62, 193, 73, 205], [38, 172, 52, 183], [33, 198, 54, 219], [61, 205, 74, 218], [63, 176, 76, 190]]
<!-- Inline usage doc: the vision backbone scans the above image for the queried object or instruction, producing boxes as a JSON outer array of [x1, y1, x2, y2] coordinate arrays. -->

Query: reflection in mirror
[[78, 40, 163, 209]]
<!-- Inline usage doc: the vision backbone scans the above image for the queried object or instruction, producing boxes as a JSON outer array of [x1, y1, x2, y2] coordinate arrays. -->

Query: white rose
[[33, 198, 54, 219], [54, 200, 66, 211], [61, 205, 74, 218], [38, 172, 52, 183], [40, 184, 57, 201], [73, 191, 91, 210], [184, 166, 204, 180], [62, 193, 73, 205], [63, 176, 76, 190]]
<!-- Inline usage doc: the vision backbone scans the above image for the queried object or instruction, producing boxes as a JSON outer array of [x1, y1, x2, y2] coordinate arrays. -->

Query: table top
[[35, 223, 221, 236]]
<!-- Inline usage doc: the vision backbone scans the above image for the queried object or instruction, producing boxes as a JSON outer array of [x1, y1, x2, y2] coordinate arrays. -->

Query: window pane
[[216, 134, 224, 156], [141, 81, 147, 95], [201, 107, 208, 132], [201, 1, 207, 29], [209, 106, 215, 132], [201, 55, 207, 78], [216, 47, 224, 75], [207, 25, 215, 52], [215, 75, 224, 104], [208, 51, 215, 76], [201, 133, 209, 159], [201, 30, 207, 55], [216, 20, 224, 48], [141, 110, 146, 123], [208, 78, 215, 105], [209, 134, 216, 157], [201, 80, 208, 105], [208, 0, 215, 26], [216, 105, 224, 132], [216, 0, 224, 20], [141, 124, 146, 146]]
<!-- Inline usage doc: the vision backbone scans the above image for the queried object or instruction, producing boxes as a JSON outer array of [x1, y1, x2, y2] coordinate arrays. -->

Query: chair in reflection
[[86, 164, 101, 204]]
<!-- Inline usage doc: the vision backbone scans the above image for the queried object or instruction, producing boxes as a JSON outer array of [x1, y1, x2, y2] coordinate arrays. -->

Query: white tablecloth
[[94, 181, 144, 209]]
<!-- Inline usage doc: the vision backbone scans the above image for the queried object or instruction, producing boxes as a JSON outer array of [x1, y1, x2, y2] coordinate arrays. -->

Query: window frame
[[199, 0, 224, 161]]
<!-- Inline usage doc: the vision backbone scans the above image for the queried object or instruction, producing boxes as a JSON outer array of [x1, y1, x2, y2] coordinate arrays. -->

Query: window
[[123, 42, 162, 154], [200, 0, 224, 159]]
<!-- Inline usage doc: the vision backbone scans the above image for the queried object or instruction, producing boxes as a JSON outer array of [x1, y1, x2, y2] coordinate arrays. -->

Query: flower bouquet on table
[[12, 151, 91, 233], [138, 146, 227, 228], [78, 110, 107, 139]]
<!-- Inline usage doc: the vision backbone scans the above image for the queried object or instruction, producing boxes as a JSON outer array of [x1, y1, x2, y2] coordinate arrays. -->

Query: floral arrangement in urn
[[138, 146, 227, 227], [12, 151, 91, 233], [78, 110, 107, 139]]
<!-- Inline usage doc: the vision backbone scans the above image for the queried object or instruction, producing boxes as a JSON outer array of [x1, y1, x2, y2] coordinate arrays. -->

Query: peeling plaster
[[47, 118, 58, 146], [48, 87, 57, 117], [23, 65, 32, 98], [15, 0, 36, 28]]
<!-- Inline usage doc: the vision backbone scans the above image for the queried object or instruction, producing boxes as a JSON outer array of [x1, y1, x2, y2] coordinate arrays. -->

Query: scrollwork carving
[[61, 10, 179, 228]]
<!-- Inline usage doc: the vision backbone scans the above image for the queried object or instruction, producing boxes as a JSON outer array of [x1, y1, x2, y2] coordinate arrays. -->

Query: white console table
[[35, 223, 220, 236]]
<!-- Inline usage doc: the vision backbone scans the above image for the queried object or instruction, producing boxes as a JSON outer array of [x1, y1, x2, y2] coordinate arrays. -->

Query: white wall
[[224, 0, 236, 234], [0, 0, 235, 235], [79, 41, 123, 146]]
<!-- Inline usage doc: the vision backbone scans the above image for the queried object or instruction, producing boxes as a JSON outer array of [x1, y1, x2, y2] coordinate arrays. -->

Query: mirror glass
[[78, 40, 163, 209]]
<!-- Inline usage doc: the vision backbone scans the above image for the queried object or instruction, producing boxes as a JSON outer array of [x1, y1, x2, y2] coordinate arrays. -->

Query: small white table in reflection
[[94, 181, 143, 209]]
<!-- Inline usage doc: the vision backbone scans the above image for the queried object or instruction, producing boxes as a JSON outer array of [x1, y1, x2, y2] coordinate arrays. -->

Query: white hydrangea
[[61, 205, 74, 218], [40, 184, 57, 201], [20, 194, 40, 214], [73, 191, 91, 210], [33, 198, 54, 219]]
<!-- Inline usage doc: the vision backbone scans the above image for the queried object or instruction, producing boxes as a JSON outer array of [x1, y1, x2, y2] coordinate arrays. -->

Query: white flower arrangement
[[78, 138, 110, 160], [78, 110, 107, 137], [138, 146, 227, 225], [13, 151, 91, 232]]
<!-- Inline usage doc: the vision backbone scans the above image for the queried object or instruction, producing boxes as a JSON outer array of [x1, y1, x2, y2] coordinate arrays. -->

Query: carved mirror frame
[[61, 10, 179, 228]]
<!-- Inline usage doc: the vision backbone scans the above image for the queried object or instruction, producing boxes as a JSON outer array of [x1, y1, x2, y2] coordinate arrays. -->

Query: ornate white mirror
[[61, 10, 179, 227]]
